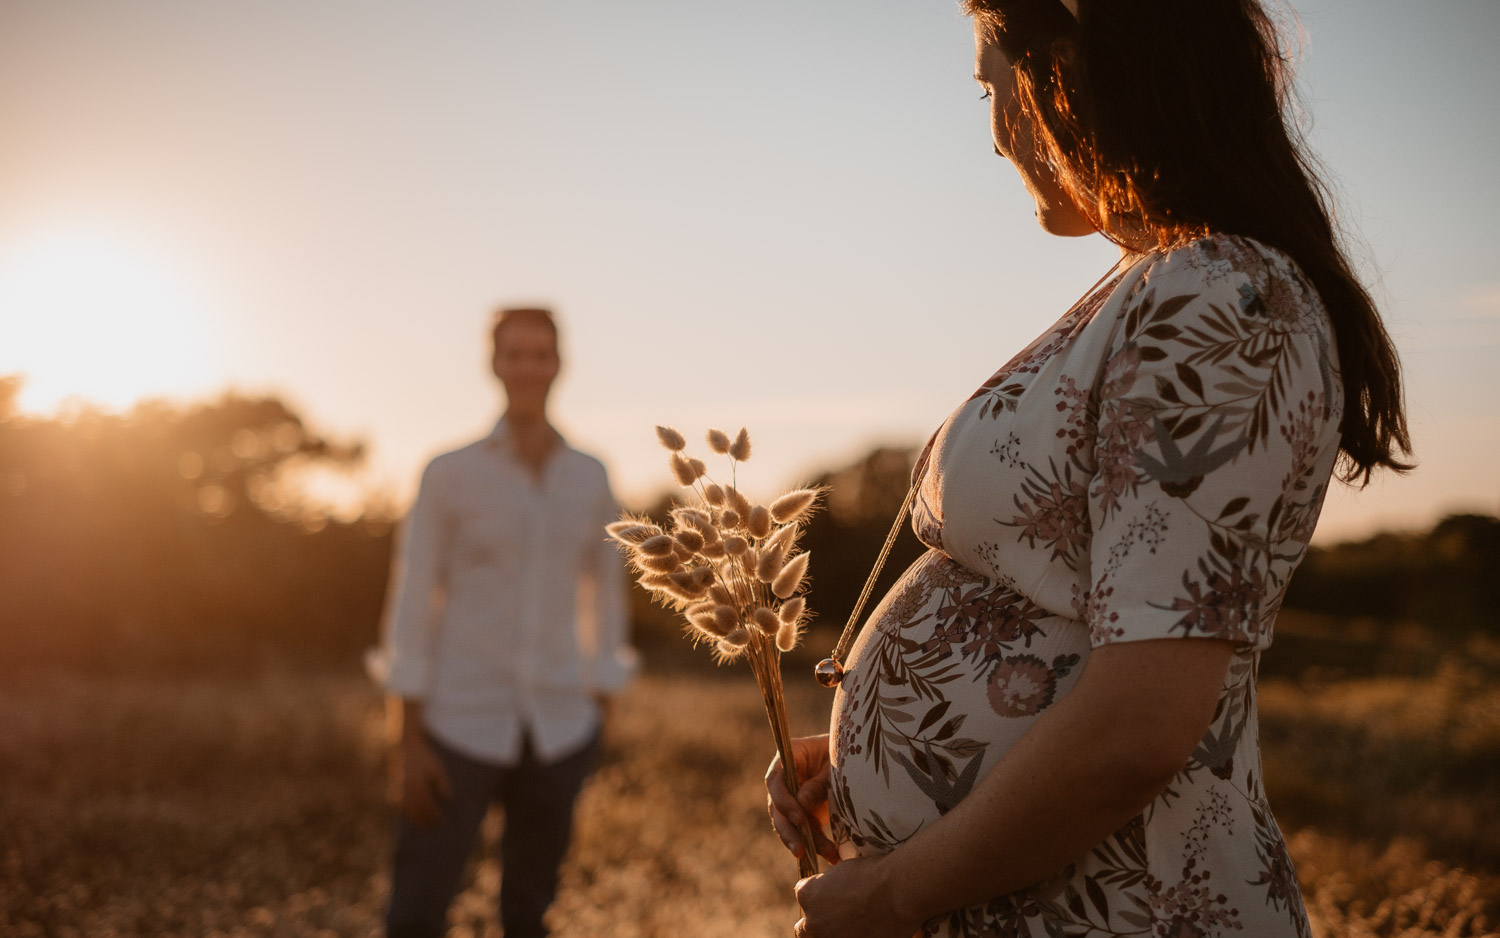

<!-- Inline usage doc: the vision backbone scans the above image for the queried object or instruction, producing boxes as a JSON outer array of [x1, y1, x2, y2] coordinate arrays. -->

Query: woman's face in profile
[[973, 22, 1095, 238]]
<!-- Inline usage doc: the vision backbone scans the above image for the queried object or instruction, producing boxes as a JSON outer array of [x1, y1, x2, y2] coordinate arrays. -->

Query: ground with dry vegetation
[[3, 628, 1497, 938]]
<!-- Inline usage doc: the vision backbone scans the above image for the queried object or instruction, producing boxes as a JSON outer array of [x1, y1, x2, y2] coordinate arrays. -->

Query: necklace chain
[[828, 483, 918, 664]]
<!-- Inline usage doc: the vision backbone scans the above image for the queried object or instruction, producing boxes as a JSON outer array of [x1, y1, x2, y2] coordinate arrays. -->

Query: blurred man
[[373, 306, 637, 938]]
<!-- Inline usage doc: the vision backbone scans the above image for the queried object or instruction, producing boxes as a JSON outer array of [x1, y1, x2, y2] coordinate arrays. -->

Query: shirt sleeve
[[1084, 240, 1342, 651], [376, 458, 452, 697], [576, 466, 640, 695]]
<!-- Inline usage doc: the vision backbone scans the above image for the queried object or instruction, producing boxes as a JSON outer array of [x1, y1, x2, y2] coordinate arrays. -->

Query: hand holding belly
[[793, 854, 924, 938]]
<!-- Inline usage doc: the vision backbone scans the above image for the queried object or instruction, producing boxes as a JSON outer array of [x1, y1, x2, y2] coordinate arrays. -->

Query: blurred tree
[[0, 378, 391, 674], [1283, 512, 1500, 634], [6, 370, 1488, 678], [799, 446, 926, 636], [0, 375, 18, 421]]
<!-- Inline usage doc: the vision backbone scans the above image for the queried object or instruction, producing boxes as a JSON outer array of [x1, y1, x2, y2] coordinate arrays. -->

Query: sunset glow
[[0, 225, 221, 413]]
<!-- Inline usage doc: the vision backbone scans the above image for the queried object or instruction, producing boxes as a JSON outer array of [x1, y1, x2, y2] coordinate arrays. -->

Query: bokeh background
[[1, 0, 1497, 936]]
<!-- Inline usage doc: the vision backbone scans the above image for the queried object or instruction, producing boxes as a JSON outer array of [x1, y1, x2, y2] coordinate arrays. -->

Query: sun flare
[[0, 225, 223, 414]]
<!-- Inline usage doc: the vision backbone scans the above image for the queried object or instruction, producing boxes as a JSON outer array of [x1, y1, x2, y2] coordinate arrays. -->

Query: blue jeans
[[385, 729, 599, 938]]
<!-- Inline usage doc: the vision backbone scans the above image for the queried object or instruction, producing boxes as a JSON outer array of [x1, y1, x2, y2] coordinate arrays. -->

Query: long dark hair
[[965, 0, 1412, 485]]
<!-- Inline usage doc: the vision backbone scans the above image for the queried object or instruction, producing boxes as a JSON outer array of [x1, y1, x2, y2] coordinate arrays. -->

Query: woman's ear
[[1049, 34, 1079, 70]]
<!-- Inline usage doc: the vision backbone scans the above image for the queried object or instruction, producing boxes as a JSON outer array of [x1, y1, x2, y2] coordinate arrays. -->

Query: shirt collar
[[486, 417, 510, 448], [485, 417, 566, 451]]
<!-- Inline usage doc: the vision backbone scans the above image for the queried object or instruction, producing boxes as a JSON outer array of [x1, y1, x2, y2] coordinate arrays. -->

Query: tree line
[[0, 379, 1492, 676]]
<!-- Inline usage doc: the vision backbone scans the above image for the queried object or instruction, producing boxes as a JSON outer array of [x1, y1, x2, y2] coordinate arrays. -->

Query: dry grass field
[[2, 634, 1497, 938]]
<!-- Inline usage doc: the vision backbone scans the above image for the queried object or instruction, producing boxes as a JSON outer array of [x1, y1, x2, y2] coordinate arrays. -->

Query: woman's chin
[[1035, 202, 1098, 238]]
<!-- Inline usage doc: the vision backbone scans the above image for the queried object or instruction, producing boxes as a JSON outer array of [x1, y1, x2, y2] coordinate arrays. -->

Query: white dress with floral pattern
[[829, 234, 1337, 938]]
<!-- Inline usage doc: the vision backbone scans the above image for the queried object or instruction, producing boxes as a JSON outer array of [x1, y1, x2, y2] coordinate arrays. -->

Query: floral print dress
[[829, 234, 1340, 938]]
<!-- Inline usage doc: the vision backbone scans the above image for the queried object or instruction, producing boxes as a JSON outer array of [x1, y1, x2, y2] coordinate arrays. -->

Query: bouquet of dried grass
[[607, 425, 824, 879]]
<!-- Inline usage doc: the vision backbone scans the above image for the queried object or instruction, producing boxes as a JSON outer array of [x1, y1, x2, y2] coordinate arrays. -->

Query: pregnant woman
[[766, 1, 1411, 936]]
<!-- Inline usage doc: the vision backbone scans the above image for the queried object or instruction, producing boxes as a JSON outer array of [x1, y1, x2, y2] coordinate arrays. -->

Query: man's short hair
[[491, 306, 560, 355]]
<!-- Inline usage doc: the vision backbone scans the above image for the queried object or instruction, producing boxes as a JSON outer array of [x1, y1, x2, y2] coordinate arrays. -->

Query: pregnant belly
[[828, 549, 1090, 856]]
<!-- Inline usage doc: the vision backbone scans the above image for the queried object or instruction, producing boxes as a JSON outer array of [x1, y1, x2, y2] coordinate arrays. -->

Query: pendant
[[814, 657, 845, 688]]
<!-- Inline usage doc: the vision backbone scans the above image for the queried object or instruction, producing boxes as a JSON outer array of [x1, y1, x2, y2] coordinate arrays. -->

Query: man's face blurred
[[491, 321, 559, 417]]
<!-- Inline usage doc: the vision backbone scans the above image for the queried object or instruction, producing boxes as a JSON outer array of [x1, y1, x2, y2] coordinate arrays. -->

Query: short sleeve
[[1084, 236, 1343, 651]]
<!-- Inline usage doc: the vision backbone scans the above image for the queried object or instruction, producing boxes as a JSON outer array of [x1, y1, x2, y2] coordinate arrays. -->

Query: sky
[[0, 0, 1495, 544]]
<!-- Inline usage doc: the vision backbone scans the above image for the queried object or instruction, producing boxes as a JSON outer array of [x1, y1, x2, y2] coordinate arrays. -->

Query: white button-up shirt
[[373, 419, 637, 765]]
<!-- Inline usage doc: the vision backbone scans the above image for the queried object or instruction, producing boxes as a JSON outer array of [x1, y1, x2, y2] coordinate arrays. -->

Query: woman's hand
[[766, 734, 840, 865], [794, 855, 924, 938]]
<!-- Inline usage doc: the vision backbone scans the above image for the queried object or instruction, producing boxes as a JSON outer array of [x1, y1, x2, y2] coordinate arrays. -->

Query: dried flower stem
[[745, 631, 820, 880]]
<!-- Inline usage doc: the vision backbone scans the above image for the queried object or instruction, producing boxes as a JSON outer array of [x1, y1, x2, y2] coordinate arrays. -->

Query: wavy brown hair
[[965, 0, 1412, 484]]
